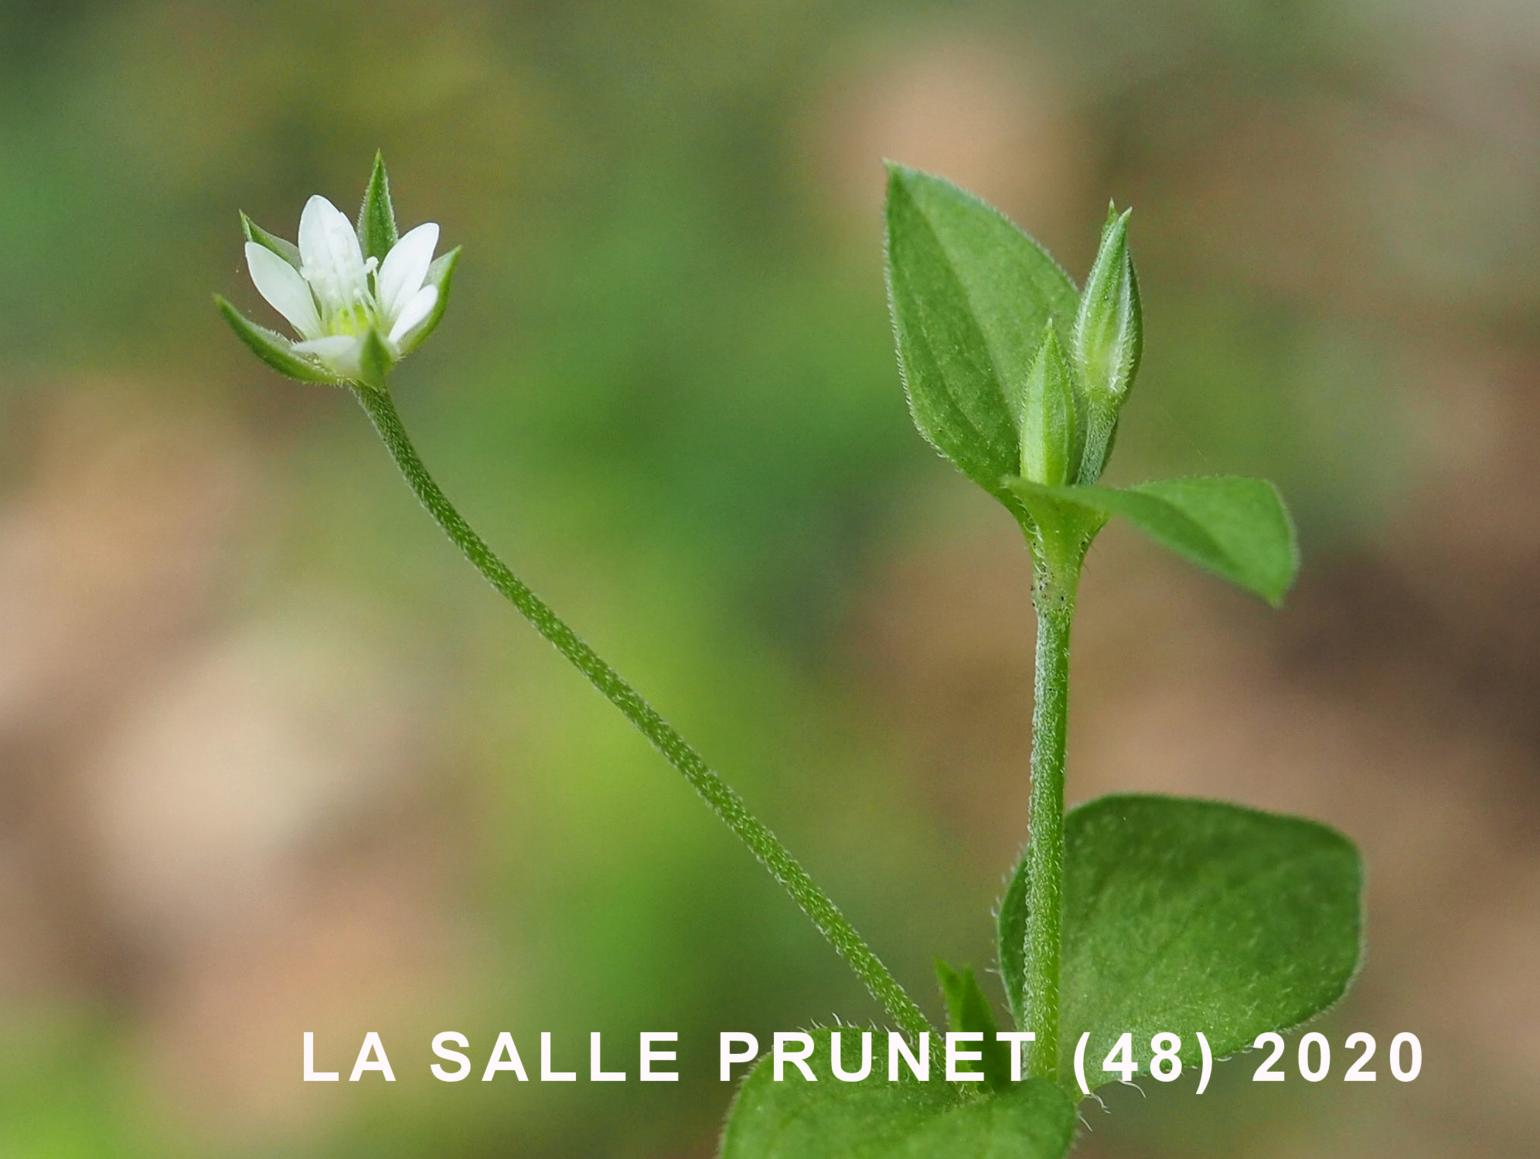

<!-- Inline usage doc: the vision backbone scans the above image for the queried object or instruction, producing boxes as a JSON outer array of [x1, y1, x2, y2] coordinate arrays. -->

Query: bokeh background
[[2, 1, 1537, 1155]]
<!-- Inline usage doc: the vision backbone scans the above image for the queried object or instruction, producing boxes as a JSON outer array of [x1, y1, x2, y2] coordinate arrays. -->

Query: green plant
[[218, 158, 1363, 1156]]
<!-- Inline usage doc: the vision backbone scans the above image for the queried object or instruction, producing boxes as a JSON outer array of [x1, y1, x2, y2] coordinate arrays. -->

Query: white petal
[[245, 242, 320, 338], [377, 222, 439, 322], [293, 334, 363, 377], [297, 195, 368, 313], [388, 284, 438, 345]]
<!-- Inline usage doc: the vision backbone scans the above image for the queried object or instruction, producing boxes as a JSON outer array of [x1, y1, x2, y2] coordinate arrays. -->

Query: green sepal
[[357, 327, 395, 388], [1015, 324, 1081, 487], [398, 245, 461, 355], [214, 295, 340, 385], [934, 961, 1013, 1091], [999, 795, 1363, 1088], [240, 211, 301, 268], [356, 151, 399, 263], [1007, 475, 1298, 606]]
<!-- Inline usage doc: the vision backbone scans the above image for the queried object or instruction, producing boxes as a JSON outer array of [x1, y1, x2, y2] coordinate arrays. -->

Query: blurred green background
[[2, 1, 1537, 1155]]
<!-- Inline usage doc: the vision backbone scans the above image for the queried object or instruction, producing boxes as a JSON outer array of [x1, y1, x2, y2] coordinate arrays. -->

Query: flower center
[[325, 301, 377, 337], [301, 254, 381, 338]]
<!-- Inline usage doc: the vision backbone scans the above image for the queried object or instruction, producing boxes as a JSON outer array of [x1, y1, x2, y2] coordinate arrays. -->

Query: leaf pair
[[885, 165, 1297, 603]]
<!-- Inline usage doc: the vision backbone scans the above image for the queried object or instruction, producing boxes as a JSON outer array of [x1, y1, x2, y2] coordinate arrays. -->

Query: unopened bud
[[1016, 324, 1080, 486], [1072, 206, 1142, 409]]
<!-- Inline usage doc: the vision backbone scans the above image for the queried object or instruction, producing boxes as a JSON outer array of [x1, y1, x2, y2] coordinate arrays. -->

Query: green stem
[[1075, 409, 1118, 486], [352, 385, 932, 1041], [1021, 556, 1079, 1080]]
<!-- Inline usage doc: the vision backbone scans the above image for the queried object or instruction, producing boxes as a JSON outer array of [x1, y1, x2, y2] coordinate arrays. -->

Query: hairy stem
[[1075, 410, 1118, 486], [1021, 561, 1079, 1080], [352, 385, 932, 1040]]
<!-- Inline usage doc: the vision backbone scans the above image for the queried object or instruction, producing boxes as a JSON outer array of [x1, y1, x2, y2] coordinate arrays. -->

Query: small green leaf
[[935, 961, 1012, 1091], [1015, 324, 1080, 487], [1007, 475, 1299, 605], [356, 151, 399, 263], [884, 165, 1079, 514], [397, 245, 460, 355], [999, 795, 1362, 1086], [239, 211, 301, 268], [358, 327, 394, 388], [214, 296, 339, 384], [721, 1030, 1077, 1159]]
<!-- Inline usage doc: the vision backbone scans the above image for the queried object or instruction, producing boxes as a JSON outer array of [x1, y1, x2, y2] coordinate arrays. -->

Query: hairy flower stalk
[[353, 385, 931, 1040], [218, 157, 932, 1042]]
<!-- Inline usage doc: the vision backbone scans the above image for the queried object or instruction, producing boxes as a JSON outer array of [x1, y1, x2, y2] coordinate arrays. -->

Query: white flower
[[244, 195, 440, 379]]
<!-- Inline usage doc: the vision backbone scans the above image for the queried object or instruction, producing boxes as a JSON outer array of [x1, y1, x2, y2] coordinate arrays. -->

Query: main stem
[[352, 385, 932, 1041], [1021, 561, 1078, 1081]]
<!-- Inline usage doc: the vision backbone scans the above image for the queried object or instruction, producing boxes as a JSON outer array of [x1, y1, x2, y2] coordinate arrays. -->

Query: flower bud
[[1016, 323, 1080, 486], [1072, 205, 1142, 410]]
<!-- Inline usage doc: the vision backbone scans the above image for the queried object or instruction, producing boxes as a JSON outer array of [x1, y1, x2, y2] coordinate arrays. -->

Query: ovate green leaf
[[885, 165, 1079, 513], [999, 795, 1362, 1086], [721, 1030, 1077, 1159], [1008, 475, 1298, 605]]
